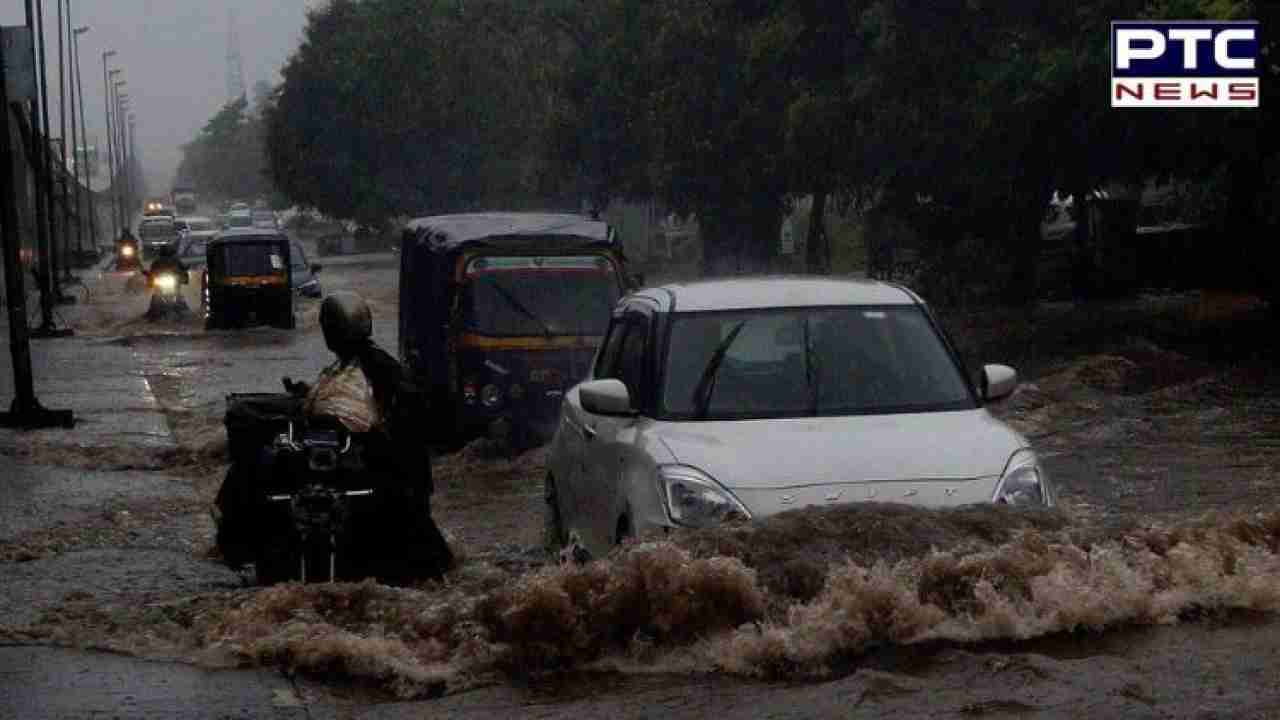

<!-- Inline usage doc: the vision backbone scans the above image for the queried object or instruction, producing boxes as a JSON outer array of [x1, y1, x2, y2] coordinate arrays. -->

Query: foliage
[[261, 0, 1279, 301], [264, 0, 565, 228], [175, 96, 273, 203]]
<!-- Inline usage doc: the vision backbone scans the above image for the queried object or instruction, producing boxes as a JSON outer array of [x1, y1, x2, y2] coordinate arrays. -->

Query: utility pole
[[0, 24, 74, 429], [24, 0, 58, 335], [35, 0, 57, 307], [66, 13, 83, 264], [113, 80, 126, 222], [54, 0, 68, 291], [101, 50, 115, 241], [118, 93, 131, 217], [108, 68, 122, 228], [72, 25, 91, 256]]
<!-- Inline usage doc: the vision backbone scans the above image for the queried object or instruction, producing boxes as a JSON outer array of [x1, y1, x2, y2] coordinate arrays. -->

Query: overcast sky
[[1, 0, 323, 192]]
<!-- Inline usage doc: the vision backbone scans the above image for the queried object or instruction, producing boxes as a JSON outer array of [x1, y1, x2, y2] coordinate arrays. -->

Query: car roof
[[630, 276, 921, 313], [404, 212, 613, 251], [211, 229, 286, 244]]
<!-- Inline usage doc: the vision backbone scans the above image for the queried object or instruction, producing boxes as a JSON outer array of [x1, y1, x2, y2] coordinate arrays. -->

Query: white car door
[[580, 312, 651, 551], [559, 316, 628, 544]]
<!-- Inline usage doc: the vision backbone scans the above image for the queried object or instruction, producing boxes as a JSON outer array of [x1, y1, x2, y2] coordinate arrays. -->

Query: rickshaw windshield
[[212, 242, 287, 277], [461, 256, 621, 337]]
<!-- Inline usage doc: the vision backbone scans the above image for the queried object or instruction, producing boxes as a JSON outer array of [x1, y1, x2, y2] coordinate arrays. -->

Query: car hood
[[653, 409, 1025, 515]]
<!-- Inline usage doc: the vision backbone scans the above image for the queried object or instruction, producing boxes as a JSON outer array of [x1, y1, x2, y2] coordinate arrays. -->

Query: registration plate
[[529, 368, 562, 385]]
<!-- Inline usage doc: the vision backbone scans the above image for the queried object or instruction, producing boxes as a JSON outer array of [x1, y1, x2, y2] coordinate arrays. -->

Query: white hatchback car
[[546, 277, 1052, 559]]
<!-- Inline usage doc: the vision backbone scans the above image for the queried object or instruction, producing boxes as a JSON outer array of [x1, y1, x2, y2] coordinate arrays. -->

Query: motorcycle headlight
[[993, 449, 1052, 507], [153, 273, 178, 291], [659, 465, 751, 528], [481, 383, 503, 409]]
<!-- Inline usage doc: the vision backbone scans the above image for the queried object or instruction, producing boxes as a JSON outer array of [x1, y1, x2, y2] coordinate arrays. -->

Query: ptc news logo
[[1112, 21, 1260, 108]]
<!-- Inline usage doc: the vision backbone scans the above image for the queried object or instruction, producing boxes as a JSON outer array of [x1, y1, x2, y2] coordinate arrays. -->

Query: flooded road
[[2, 251, 1279, 717]]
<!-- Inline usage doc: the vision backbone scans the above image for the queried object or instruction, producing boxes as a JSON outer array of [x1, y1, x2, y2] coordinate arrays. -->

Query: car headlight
[[659, 465, 751, 528], [481, 383, 503, 409], [993, 449, 1052, 507], [153, 273, 178, 291]]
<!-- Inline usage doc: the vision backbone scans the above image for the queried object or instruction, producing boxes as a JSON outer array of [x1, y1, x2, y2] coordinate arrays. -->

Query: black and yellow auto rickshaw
[[399, 212, 634, 447], [202, 229, 295, 330]]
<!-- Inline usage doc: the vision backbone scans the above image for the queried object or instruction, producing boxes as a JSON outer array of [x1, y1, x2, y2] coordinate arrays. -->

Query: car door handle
[[583, 423, 597, 441]]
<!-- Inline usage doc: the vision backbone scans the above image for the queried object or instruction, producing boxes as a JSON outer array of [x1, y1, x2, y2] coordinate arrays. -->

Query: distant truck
[[172, 186, 198, 215]]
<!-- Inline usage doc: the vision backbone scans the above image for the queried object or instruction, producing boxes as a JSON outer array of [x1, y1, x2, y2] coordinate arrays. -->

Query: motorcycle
[[143, 267, 190, 320], [214, 386, 451, 585], [115, 238, 141, 272]]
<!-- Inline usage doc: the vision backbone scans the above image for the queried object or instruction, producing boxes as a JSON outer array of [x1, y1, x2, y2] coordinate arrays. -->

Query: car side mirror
[[311, 263, 322, 274], [579, 378, 636, 416], [982, 364, 1018, 401]]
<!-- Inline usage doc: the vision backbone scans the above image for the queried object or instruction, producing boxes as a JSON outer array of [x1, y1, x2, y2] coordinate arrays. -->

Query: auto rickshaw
[[398, 212, 635, 448], [115, 231, 141, 272], [202, 229, 295, 330]]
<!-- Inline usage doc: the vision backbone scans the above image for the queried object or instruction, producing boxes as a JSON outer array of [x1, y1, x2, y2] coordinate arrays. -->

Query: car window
[[592, 317, 627, 380], [290, 242, 308, 270], [661, 306, 975, 420], [614, 316, 650, 404], [182, 238, 208, 257]]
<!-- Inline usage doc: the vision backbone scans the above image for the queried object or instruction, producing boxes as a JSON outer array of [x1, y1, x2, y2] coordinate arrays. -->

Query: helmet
[[320, 291, 372, 356]]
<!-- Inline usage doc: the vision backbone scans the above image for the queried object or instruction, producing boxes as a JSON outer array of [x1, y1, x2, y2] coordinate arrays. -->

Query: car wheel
[[543, 474, 567, 554]]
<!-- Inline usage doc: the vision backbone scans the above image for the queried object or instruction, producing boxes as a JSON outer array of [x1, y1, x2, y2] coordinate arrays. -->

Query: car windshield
[[290, 242, 308, 271], [212, 242, 286, 277], [661, 306, 975, 420], [139, 222, 174, 237], [461, 256, 622, 337], [180, 238, 208, 258]]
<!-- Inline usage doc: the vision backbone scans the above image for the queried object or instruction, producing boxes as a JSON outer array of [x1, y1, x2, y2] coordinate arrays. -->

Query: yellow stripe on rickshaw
[[457, 333, 603, 350], [216, 275, 287, 287]]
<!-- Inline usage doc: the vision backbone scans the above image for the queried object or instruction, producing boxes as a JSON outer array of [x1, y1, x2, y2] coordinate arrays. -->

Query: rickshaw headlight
[[481, 383, 503, 409], [153, 273, 178, 292]]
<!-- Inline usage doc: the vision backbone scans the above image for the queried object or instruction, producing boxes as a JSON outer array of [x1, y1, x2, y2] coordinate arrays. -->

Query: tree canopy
[[262, 0, 1278, 296]]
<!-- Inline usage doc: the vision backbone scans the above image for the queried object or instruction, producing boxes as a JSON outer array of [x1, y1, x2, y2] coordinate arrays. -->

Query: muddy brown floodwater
[[1, 256, 1278, 717]]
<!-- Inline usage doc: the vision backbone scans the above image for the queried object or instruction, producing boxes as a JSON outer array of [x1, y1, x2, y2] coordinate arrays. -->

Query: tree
[[175, 95, 273, 202], [265, 0, 562, 227]]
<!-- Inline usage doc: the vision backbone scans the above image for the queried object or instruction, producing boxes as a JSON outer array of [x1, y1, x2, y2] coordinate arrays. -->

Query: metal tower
[[226, 10, 245, 103]]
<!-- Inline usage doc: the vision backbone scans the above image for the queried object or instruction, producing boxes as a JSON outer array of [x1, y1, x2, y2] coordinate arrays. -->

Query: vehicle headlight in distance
[[481, 383, 503, 409], [993, 449, 1052, 507], [121, 245, 135, 258], [154, 273, 178, 291], [659, 465, 752, 528]]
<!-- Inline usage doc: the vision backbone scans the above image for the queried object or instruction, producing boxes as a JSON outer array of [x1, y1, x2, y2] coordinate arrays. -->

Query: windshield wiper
[[691, 321, 747, 419], [488, 280, 554, 337], [804, 318, 820, 416]]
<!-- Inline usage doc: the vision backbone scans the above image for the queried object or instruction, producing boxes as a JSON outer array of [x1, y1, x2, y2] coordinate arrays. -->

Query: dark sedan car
[[288, 238, 322, 298]]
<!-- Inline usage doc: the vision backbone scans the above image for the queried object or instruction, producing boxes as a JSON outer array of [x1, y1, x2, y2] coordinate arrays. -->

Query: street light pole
[[102, 51, 116, 241], [73, 26, 95, 254], [54, 0, 69, 293], [118, 94, 131, 218], [69, 23, 87, 262], [25, 0, 58, 333], [113, 81, 127, 223], [109, 69, 122, 228]]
